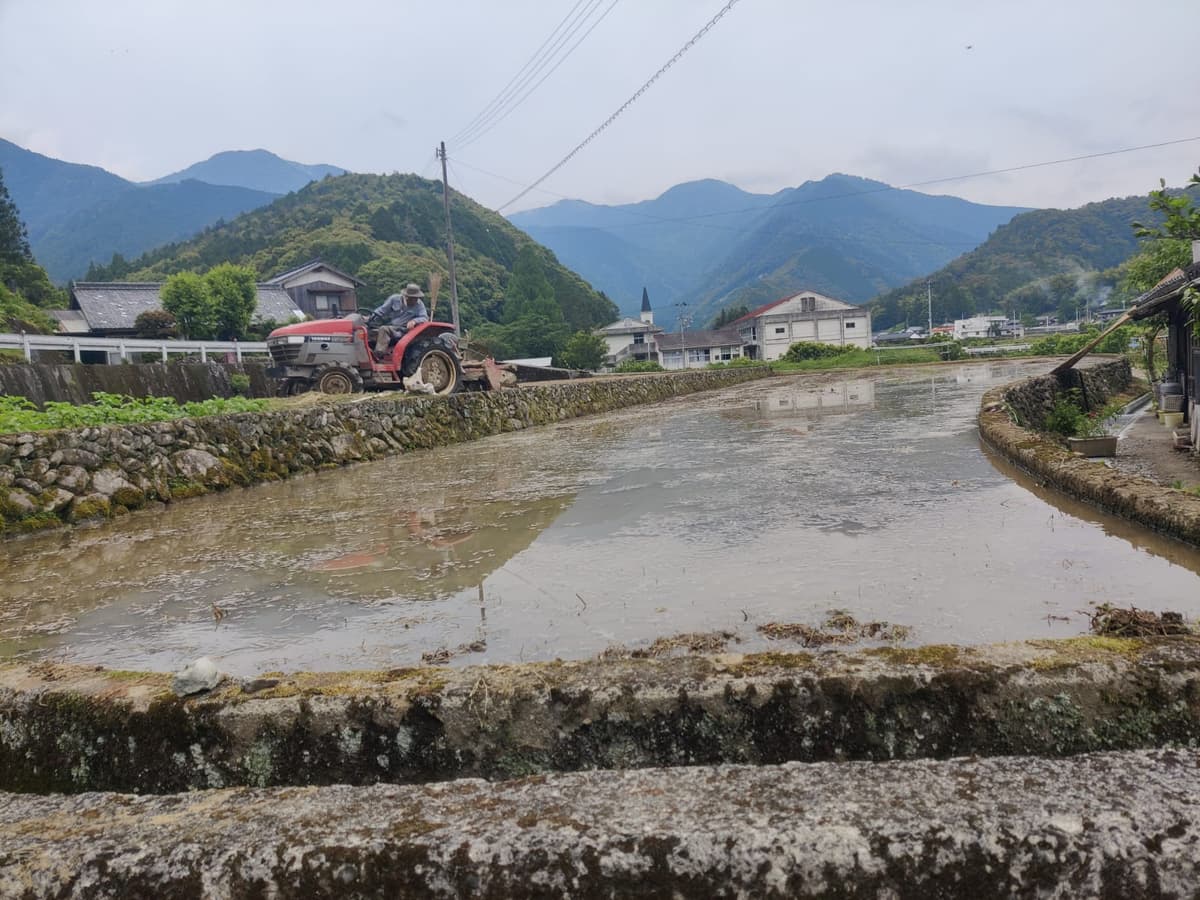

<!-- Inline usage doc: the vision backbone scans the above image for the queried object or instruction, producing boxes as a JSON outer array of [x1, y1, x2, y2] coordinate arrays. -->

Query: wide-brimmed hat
[[403, 283, 425, 300]]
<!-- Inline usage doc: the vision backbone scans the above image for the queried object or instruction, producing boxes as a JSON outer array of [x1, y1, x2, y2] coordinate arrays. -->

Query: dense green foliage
[[89, 174, 617, 359], [706, 356, 764, 369], [556, 329, 607, 370], [781, 341, 854, 362], [709, 304, 749, 328], [0, 392, 267, 433], [869, 195, 1162, 331], [1027, 325, 1133, 357], [133, 309, 178, 339], [1134, 169, 1200, 242], [160, 263, 258, 339], [0, 165, 63, 331]]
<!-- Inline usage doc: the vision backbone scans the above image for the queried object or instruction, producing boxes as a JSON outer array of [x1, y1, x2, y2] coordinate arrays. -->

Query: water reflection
[[2, 360, 1198, 673]]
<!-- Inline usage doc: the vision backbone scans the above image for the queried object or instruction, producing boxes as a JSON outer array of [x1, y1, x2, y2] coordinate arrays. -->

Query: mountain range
[[510, 175, 1029, 328], [84, 172, 617, 340], [0, 140, 345, 281]]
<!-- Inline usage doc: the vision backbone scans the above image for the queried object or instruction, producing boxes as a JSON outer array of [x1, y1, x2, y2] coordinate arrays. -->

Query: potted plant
[[1066, 400, 1124, 457]]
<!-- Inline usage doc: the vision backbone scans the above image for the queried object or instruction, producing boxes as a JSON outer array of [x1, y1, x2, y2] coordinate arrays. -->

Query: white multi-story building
[[656, 328, 744, 370], [732, 290, 871, 361]]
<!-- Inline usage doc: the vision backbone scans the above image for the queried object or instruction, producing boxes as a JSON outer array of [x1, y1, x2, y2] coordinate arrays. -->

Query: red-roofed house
[[731, 290, 871, 360]]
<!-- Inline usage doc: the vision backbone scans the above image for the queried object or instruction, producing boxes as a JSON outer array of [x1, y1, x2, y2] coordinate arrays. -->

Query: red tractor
[[266, 311, 510, 396]]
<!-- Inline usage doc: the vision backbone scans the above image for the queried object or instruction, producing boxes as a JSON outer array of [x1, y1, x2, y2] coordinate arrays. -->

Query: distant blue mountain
[[510, 174, 1028, 327], [0, 139, 332, 280], [146, 149, 346, 195]]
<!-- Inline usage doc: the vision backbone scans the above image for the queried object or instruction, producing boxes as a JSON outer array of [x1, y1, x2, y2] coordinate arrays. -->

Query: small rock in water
[[172, 657, 223, 696], [241, 677, 280, 694]]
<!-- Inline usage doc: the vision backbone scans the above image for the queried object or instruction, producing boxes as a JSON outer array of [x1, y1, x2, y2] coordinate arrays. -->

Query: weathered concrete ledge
[[979, 359, 1200, 547], [0, 368, 768, 538], [2, 637, 1198, 795], [2, 748, 1198, 898]]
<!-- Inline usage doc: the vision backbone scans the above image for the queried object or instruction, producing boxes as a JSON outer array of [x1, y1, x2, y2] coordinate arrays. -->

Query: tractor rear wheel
[[315, 364, 364, 395], [404, 339, 463, 395]]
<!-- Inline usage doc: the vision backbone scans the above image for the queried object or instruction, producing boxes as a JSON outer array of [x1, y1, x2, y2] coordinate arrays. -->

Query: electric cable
[[453, 0, 611, 148], [458, 0, 623, 151], [496, 0, 747, 212]]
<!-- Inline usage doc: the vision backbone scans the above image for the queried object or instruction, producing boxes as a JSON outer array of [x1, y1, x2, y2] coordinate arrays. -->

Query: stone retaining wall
[[1, 637, 1196, 795], [0, 369, 768, 538], [0, 361, 276, 406], [1000, 355, 1132, 431], [980, 358, 1200, 546], [3, 749, 1196, 898]]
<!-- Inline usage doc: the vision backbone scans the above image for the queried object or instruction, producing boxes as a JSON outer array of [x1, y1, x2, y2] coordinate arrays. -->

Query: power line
[[454, 0, 615, 149], [459, 0, 623, 151], [496, 0, 748, 212], [450, 0, 590, 145]]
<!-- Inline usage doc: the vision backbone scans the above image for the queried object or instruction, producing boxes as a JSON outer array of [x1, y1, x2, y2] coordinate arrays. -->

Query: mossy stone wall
[[0, 369, 768, 538]]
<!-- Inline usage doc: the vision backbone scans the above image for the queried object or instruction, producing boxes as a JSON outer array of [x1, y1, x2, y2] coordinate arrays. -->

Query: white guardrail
[[0, 333, 271, 363]]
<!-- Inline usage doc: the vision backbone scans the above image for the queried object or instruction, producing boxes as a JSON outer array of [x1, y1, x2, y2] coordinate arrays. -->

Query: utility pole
[[437, 141, 461, 334], [926, 280, 933, 335]]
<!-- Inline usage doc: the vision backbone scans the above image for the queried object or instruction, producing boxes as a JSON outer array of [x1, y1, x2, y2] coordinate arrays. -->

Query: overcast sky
[[2, 0, 1198, 213]]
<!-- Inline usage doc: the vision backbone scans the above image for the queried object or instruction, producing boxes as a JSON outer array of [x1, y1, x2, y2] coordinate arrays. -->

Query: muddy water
[[4, 361, 1199, 674]]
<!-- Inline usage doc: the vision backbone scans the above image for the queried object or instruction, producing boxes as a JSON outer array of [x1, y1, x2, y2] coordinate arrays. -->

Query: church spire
[[640, 287, 653, 324]]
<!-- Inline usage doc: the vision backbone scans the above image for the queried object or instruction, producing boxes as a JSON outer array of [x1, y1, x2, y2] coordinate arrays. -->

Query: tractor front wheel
[[314, 364, 364, 395]]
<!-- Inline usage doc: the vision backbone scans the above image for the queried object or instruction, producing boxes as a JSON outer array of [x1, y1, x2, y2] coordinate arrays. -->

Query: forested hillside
[[89, 173, 618, 357], [0, 166, 62, 333], [868, 195, 1162, 330]]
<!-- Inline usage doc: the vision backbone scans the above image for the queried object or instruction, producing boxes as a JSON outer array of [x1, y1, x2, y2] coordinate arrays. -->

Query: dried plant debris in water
[[421, 639, 488, 666], [758, 610, 912, 647], [600, 630, 738, 660], [1088, 603, 1194, 638]]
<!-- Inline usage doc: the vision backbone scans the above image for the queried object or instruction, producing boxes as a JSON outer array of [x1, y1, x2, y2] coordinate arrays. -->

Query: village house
[[731, 290, 871, 361], [55, 282, 303, 337], [266, 259, 364, 320], [595, 288, 663, 367], [655, 328, 743, 369]]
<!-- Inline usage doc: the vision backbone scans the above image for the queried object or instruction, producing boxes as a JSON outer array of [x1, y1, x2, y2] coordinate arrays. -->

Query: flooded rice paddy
[[3, 361, 1199, 674]]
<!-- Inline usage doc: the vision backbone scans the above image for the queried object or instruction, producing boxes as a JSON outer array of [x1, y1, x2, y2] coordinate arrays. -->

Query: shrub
[[230, 373, 251, 396], [782, 341, 852, 362]]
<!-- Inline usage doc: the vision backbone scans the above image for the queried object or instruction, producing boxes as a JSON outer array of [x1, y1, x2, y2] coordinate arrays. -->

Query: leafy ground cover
[[0, 392, 268, 433]]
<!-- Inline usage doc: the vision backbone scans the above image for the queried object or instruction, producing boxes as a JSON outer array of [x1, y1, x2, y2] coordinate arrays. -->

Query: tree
[[134, 309, 178, 339], [503, 245, 559, 323], [0, 167, 31, 265], [205, 263, 258, 339], [161, 272, 216, 339], [710, 304, 749, 329], [1134, 170, 1200, 242], [1118, 239, 1192, 298], [556, 330, 607, 370]]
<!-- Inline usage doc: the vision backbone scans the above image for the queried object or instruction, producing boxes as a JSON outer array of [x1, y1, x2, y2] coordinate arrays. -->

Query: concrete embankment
[[0, 360, 276, 405], [2, 749, 1197, 898], [2, 637, 1197, 795], [980, 357, 1200, 546], [0, 368, 768, 538]]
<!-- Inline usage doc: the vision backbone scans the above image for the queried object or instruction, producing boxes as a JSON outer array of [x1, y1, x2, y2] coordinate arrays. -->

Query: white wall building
[[732, 290, 871, 361], [595, 288, 663, 367], [953, 316, 1025, 340]]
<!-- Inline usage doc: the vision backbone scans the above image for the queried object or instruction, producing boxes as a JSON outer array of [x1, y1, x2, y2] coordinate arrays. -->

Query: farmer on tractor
[[372, 283, 429, 355]]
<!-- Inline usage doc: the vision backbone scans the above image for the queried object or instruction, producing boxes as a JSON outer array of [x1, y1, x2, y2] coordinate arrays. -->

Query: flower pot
[[1067, 435, 1118, 457], [1162, 411, 1185, 429]]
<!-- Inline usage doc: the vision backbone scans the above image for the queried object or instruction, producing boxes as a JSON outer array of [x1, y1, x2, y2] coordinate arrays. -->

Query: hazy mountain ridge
[[868, 195, 1160, 330], [511, 174, 1027, 327], [0, 140, 350, 281], [146, 149, 346, 194], [85, 172, 617, 334]]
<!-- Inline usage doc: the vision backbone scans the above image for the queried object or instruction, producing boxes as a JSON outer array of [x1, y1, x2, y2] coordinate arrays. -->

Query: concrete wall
[[1, 636, 1197, 795], [0, 368, 769, 538], [0, 361, 276, 406]]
